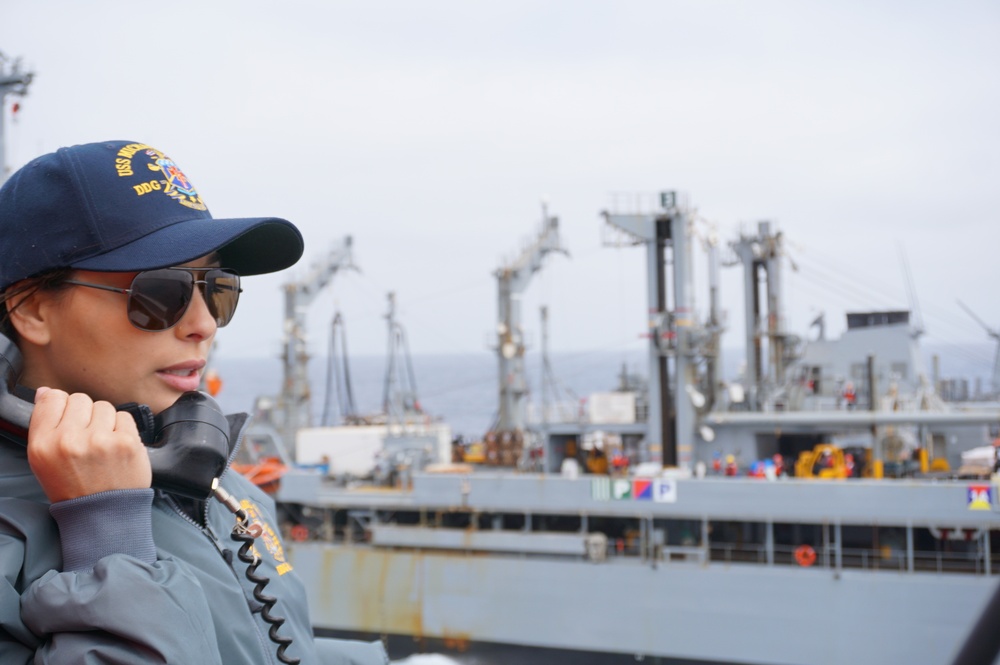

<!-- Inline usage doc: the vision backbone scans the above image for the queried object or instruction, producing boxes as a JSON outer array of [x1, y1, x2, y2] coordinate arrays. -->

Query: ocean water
[[210, 350, 651, 440]]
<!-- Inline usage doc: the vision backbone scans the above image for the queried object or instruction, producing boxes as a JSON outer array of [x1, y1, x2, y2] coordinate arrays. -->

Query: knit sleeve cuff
[[49, 489, 157, 571]]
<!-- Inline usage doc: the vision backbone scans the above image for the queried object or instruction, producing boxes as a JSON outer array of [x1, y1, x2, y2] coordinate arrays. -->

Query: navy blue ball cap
[[0, 140, 304, 291]]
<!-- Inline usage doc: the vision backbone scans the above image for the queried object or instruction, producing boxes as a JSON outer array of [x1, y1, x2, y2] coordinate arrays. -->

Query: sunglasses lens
[[205, 269, 240, 327], [124, 268, 241, 331], [127, 269, 194, 331]]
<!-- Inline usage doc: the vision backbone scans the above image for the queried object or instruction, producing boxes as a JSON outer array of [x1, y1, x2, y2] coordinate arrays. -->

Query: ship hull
[[287, 541, 995, 665]]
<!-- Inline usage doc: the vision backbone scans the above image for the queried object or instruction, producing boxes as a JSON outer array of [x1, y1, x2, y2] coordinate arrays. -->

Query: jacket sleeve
[[315, 636, 391, 665], [0, 528, 38, 665], [17, 488, 224, 664], [22, 558, 223, 665]]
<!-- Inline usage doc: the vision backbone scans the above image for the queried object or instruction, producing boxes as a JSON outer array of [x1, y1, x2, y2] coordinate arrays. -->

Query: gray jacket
[[0, 412, 388, 665]]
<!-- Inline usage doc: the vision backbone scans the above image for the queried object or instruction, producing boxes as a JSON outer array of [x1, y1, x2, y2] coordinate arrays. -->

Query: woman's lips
[[156, 362, 205, 392]]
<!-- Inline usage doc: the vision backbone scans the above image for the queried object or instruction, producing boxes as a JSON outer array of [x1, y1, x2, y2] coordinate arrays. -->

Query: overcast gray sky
[[2, 1, 998, 371]]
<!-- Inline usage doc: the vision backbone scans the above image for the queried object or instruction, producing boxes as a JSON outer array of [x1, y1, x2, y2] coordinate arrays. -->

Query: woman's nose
[[174, 283, 217, 340]]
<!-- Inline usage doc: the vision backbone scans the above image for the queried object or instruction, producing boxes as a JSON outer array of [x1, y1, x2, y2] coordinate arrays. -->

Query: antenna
[[898, 243, 926, 338], [956, 299, 1000, 396]]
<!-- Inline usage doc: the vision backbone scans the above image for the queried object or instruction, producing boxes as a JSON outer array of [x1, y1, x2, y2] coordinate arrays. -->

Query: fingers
[[28, 388, 151, 503], [115, 409, 140, 437], [29, 386, 69, 432], [32, 388, 118, 433], [88, 398, 119, 433]]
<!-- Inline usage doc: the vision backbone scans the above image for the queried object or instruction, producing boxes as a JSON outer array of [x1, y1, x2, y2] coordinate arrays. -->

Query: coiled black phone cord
[[214, 484, 300, 665]]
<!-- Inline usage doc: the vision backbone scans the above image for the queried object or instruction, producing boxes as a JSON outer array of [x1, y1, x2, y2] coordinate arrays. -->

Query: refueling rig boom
[[275, 236, 356, 454], [488, 205, 567, 465]]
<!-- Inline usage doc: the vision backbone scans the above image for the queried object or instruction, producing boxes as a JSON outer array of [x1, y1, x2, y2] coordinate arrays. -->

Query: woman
[[0, 141, 388, 665]]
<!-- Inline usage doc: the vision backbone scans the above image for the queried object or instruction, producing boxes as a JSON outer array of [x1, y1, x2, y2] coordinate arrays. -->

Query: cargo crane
[[488, 204, 567, 465], [275, 237, 356, 453]]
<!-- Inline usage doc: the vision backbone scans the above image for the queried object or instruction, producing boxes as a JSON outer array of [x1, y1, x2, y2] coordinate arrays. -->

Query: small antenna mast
[[898, 243, 925, 338]]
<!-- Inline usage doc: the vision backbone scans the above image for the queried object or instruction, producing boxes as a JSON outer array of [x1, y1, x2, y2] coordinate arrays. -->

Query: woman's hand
[[27, 387, 152, 502]]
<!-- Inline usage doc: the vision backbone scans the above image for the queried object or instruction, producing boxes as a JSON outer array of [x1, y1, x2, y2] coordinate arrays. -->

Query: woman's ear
[[6, 288, 53, 347]]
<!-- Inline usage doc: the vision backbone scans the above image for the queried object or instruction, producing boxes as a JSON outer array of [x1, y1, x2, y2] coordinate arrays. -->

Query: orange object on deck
[[232, 457, 288, 494], [794, 544, 817, 567], [205, 369, 223, 397]]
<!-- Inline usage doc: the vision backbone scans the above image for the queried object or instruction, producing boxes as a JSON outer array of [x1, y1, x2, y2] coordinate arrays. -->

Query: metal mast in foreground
[[0, 51, 34, 187]]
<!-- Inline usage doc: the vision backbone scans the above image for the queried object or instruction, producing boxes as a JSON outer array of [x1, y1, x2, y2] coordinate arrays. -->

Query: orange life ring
[[794, 544, 817, 567], [290, 524, 309, 542]]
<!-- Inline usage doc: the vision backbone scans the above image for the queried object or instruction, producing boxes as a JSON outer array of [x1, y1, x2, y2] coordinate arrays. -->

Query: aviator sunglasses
[[64, 267, 242, 332]]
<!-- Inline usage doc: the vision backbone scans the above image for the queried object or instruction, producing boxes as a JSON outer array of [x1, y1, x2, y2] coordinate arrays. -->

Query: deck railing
[[706, 542, 993, 575]]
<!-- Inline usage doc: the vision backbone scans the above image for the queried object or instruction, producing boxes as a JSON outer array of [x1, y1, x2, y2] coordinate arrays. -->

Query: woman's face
[[23, 257, 221, 414]]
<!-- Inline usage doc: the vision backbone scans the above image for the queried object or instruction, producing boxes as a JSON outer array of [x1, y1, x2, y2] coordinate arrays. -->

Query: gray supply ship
[[7, 46, 998, 665], [244, 197, 1000, 665]]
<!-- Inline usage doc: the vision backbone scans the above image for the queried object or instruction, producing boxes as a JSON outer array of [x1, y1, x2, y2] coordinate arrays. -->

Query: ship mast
[[602, 191, 709, 469], [277, 236, 356, 453], [730, 221, 792, 409], [0, 51, 33, 186]]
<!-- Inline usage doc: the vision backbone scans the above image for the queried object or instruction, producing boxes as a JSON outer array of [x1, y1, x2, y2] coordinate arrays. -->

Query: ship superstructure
[[268, 192, 1000, 664]]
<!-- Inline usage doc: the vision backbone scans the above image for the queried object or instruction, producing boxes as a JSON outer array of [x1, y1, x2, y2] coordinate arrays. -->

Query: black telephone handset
[[0, 332, 231, 500]]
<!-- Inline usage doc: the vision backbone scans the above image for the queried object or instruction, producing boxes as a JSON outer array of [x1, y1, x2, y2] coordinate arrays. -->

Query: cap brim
[[70, 216, 304, 276]]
